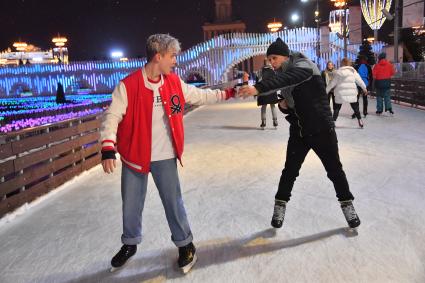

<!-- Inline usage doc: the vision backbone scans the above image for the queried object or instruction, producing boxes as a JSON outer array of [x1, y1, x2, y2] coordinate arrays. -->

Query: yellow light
[[267, 21, 283, 32], [13, 41, 28, 51], [52, 35, 68, 47], [366, 37, 375, 42]]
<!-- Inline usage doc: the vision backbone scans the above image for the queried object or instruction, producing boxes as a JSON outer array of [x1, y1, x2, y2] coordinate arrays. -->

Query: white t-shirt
[[142, 69, 176, 161]]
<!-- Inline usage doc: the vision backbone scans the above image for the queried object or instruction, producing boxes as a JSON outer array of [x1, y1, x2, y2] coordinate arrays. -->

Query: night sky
[[0, 0, 392, 61]]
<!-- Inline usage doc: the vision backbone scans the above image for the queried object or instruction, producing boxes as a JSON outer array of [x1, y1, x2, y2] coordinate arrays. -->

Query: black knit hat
[[266, 38, 290, 57]]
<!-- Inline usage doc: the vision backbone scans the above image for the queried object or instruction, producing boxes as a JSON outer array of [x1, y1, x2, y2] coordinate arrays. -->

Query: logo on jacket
[[170, 94, 182, 114]]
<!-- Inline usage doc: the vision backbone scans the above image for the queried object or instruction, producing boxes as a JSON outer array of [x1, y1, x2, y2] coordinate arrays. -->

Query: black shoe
[[260, 120, 266, 129], [271, 200, 287, 228], [376, 111, 382, 115], [357, 119, 364, 128], [111, 244, 137, 270], [363, 112, 368, 118], [340, 200, 361, 229], [388, 109, 394, 115], [351, 113, 356, 119], [273, 119, 278, 127], [178, 242, 197, 274]]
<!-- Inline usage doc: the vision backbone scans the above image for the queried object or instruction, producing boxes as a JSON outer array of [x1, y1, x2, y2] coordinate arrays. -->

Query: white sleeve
[[354, 71, 367, 92], [100, 82, 128, 149], [180, 79, 227, 105]]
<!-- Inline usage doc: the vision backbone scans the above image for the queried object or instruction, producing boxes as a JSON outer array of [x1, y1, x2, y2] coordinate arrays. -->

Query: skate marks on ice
[[54, 227, 353, 283]]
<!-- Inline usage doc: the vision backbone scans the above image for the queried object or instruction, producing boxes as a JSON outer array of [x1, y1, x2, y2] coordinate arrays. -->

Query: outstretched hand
[[237, 85, 259, 98]]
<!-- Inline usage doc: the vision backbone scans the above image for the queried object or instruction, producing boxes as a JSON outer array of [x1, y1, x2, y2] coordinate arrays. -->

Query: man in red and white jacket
[[101, 34, 235, 274]]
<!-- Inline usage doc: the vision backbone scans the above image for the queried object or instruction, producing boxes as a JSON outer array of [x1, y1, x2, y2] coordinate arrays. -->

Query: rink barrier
[[369, 79, 425, 108], [391, 79, 425, 108], [0, 114, 102, 217]]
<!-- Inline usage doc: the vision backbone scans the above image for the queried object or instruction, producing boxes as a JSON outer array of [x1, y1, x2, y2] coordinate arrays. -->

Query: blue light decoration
[[0, 94, 111, 133], [0, 28, 386, 98]]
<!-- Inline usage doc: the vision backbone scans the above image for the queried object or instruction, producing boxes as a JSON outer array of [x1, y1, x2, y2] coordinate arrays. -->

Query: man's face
[[267, 54, 288, 70], [157, 50, 177, 74]]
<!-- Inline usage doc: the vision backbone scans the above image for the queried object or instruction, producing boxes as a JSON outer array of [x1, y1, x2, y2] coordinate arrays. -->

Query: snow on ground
[[0, 97, 424, 283]]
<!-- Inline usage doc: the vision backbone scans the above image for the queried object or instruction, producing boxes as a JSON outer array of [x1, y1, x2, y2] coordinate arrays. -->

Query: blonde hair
[[146, 34, 181, 62]]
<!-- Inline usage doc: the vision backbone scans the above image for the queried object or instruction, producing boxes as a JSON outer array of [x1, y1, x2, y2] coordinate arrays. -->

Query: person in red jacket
[[372, 52, 396, 115], [101, 34, 235, 274]]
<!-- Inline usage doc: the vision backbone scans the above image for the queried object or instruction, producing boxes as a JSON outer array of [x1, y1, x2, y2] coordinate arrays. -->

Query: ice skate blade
[[181, 254, 198, 274], [109, 257, 133, 273], [344, 227, 359, 237]]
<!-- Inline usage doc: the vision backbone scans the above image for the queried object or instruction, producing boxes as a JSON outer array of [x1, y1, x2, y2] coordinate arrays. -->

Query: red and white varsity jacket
[[100, 68, 233, 173]]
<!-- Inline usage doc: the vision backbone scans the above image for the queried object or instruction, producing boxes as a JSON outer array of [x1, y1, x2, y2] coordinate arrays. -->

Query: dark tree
[[355, 40, 376, 65]]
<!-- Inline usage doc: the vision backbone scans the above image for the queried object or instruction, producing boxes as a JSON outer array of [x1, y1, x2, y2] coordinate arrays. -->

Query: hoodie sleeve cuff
[[101, 150, 116, 160]]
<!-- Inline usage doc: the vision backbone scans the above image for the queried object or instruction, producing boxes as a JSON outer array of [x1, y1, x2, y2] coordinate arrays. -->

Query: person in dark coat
[[238, 38, 361, 230]]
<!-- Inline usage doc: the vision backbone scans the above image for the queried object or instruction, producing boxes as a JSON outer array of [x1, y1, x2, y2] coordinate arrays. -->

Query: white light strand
[[360, 0, 392, 30]]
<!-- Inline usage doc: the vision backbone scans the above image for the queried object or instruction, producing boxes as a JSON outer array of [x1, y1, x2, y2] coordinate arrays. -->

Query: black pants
[[356, 93, 368, 115], [333, 102, 361, 121], [276, 129, 354, 202]]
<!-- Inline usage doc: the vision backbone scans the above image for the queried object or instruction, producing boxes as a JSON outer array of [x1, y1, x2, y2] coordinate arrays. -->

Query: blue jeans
[[120, 158, 193, 247], [376, 88, 392, 112]]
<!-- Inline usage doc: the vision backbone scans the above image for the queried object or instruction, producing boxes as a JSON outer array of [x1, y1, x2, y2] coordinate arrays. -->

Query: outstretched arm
[[180, 79, 234, 105], [238, 67, 313, 98]]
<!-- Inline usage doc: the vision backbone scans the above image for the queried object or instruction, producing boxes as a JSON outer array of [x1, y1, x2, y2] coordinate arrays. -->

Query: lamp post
[[393, 0, 399, 63], [13, 41, 28, 65], [315, 0, 321, 64], [331, 0, 348, 58], [52, 35, 68, 63], [267, 20, 283, 33], [291, 13, 300, 28]]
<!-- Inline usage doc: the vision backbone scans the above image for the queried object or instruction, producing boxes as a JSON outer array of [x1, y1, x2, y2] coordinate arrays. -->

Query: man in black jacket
[[238, 38, 361, 230]]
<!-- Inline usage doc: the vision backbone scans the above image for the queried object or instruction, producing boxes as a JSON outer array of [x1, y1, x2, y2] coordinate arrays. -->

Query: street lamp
[[13, 41, 28, 65], [331, 0, 349, 58], [13, 41, 27, 51], [267, 21, 283, 33], [52, 35, 68, 63], [111, 51, 124, 59], [291, 13, 300, 26]]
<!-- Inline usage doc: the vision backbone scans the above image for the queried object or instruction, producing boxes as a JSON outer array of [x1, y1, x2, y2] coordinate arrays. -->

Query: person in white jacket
[[326, 58, 367, 128]]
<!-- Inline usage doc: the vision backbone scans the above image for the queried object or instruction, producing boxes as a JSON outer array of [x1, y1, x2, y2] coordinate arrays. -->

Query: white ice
[[1, 98, 424, 283]]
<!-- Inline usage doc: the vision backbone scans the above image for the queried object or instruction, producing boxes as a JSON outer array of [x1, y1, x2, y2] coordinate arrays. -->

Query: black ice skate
[[340, 200, 361, 229], [178, 242, 197, 274], [273, 119, 278, 128], [271, 200, 287, 228], [110, 244, 137, 272], [357, 119, 364, 128], [260, 120, 266, 130]]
